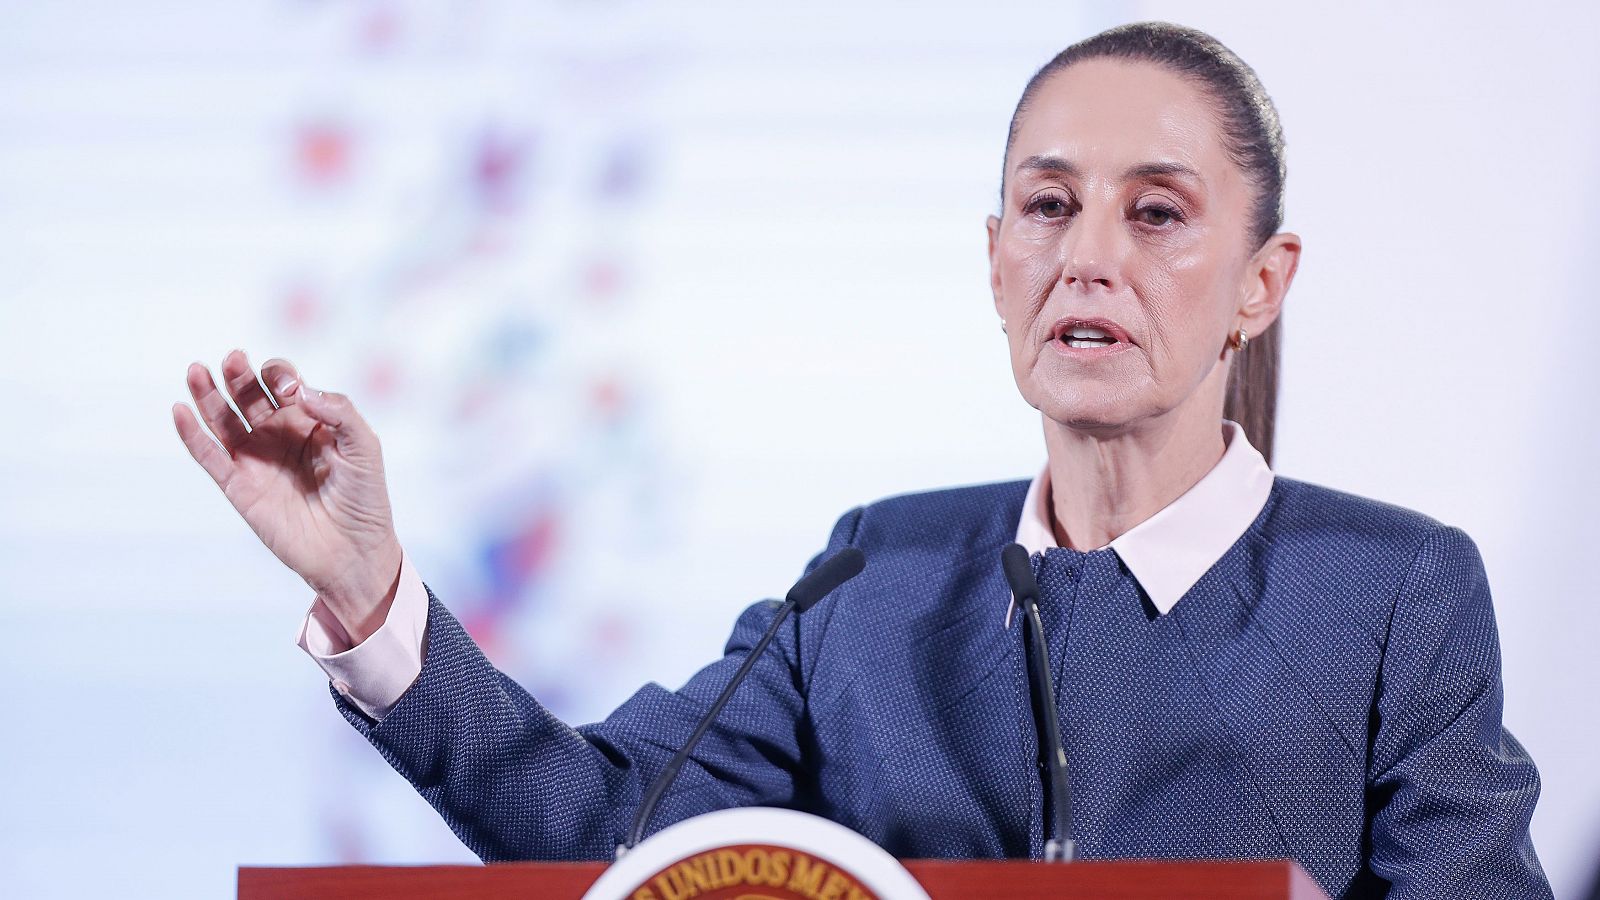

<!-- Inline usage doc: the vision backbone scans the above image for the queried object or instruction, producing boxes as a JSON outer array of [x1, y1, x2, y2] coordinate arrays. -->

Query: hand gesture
[[172, 350, 403, 643]]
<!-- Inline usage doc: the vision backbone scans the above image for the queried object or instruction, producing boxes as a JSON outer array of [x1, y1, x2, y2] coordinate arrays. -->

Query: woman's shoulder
[[1229, 478, 1495, 697], [1266, 475, 1453, 538], [860, 476, 1033, 515], [1260, 474, 1483, 578], [843, 477, 1032, 554]]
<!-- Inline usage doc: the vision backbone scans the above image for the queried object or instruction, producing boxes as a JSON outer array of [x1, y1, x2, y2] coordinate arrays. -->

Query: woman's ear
[[1238, 231, 1301, 336], [986, 213, 1005, 317]]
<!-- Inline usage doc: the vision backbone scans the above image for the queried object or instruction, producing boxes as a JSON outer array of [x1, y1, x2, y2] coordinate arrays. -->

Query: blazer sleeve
[[327, 505, 865, 862], [1365, 524, 1552, 899]]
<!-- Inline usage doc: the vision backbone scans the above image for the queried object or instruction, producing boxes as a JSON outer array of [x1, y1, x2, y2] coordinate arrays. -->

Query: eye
[[1133, 200, 1184, 227], [1025, 192, 1075, 220]]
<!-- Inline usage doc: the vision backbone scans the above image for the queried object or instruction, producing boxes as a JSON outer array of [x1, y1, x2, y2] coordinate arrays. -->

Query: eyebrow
[[1015, 155, 1081, 179], [1014, 155, 1203, 184], [1125, 161, 1203, 183]]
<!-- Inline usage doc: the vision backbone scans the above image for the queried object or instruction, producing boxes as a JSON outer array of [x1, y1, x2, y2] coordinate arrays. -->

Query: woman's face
[[987, 58, 1293, 434]]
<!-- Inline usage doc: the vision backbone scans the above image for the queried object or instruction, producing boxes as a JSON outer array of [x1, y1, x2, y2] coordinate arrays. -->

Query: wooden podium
[[239, 859, 1331, 899]]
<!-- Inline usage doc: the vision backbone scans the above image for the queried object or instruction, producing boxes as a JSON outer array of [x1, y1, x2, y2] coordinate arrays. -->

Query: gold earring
[[1230, 326, 1249, 352]]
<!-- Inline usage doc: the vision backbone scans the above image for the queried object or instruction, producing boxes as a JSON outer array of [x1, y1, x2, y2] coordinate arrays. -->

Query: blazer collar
[[1008, 419, 1274, 624]]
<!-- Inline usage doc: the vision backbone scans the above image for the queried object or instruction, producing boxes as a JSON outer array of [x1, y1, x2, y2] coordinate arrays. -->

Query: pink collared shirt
[[300, 419, 1274, 721], [1006, 417, 1275, 626]]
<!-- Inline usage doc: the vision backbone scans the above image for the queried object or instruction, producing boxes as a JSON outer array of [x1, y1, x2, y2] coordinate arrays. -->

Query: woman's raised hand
[[172, 350, 403, 644]]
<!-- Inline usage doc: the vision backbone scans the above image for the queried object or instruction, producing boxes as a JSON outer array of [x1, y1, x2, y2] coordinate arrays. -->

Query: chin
[[1027, 379, 1156, 434]]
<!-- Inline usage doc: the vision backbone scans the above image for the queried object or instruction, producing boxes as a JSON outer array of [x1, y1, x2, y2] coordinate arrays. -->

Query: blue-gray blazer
[[332, 474, 1550, 900]]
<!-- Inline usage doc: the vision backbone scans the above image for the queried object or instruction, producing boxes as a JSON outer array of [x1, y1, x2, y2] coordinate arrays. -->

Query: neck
[[1041, 395, 1228, 551]]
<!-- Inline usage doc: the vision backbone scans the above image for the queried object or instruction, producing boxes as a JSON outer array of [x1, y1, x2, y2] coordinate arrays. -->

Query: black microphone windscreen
[[787, 547, 866, 612], [1001, 542, 1038, 603]]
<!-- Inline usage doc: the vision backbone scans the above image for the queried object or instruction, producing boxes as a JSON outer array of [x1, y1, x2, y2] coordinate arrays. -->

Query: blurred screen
[[2, 2, 1596, 897]]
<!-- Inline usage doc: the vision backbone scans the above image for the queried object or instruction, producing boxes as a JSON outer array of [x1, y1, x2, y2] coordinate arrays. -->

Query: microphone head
[[787, 547, 866, 612], [1000, 542, 1039, 603]]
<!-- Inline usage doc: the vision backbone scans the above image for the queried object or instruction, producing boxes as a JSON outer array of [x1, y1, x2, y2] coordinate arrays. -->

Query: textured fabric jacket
[[332, 475, 1551, 899]]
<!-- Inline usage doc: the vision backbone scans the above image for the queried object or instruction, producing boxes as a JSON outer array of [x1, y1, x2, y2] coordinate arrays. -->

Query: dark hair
[[1000, 22, 1286, 464]]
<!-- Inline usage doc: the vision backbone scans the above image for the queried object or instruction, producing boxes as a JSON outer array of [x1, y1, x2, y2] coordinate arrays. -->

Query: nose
[[1059, 205, 1124, 292]]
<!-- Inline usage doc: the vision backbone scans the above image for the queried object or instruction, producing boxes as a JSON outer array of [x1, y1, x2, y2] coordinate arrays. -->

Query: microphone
[[621, 546, 867, 854], [1001, 542, 1076, 863]]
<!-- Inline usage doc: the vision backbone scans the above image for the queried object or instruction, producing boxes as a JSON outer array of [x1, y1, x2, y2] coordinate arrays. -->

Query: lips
[[1048, 316, 1134, 348]]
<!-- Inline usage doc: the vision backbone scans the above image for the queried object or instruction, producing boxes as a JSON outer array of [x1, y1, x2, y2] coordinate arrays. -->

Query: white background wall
[[1, 1, 1595, 896]]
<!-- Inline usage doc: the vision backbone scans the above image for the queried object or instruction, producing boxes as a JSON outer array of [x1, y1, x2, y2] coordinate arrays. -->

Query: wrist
[[313, 538, 404, 646]]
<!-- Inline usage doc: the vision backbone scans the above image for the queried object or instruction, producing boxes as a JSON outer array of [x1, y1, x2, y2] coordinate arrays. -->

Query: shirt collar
[[1007, 419, 1274, 626]]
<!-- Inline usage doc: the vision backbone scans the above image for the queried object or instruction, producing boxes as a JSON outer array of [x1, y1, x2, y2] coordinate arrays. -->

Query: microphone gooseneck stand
[[1001, 542, 1077, 862], [620, 546, 868, 856]]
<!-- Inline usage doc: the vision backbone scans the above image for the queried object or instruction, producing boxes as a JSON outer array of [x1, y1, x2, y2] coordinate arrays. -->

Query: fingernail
[[276, 377, 299, 396]]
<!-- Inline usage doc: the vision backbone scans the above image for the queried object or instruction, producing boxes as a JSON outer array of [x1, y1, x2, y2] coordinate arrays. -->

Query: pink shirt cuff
[[295, 550, 428, 721]]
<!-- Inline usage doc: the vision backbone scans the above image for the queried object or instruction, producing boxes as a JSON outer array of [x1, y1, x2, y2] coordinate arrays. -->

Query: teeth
[[1067, 326, 1112, 340], [1066, 339, 1112, 348]]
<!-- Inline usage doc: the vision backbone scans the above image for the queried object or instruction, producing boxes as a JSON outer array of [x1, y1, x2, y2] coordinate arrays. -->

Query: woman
[[173, 22, 1550, 899]]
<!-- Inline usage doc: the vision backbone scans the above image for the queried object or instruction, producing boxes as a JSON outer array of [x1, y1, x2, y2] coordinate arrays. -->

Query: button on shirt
[[300, 418, 1274, 721]]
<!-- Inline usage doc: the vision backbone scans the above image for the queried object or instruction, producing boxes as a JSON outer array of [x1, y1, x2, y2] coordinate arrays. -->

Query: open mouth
[[1050, 317, 1133, 350], [1060, 326, 1119, 349]]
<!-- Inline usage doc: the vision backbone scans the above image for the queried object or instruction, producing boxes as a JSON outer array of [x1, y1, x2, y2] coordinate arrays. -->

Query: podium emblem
[[585, 807, 930, 900]]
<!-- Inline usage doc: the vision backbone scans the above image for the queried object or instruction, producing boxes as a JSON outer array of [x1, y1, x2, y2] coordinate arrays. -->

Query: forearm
[[303, 513, 855, 862], [331, 587, 642, 860]]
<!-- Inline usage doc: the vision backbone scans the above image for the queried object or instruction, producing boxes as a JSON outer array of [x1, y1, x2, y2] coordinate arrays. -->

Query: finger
[[172, 402, 234, 486], [220, 349, 277, 429], [186, 362, 249, 451], [260, 357, 304, 408], [300, 388, 378, 459]]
